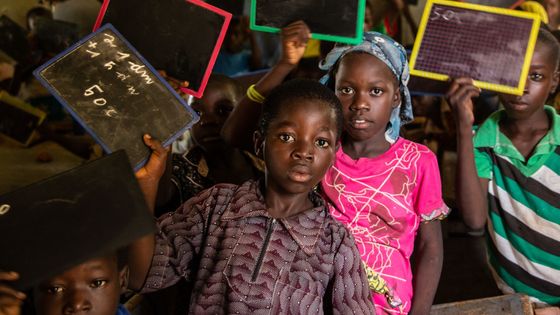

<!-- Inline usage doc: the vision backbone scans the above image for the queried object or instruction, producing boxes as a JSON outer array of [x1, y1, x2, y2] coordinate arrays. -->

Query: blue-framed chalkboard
[[34, 24, 199, 170]]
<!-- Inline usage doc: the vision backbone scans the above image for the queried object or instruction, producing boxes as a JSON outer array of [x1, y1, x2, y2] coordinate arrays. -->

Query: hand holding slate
[[0, 272, 25, 315], [33, 24, 198, 170], [280, 21, 311, 67], [135, 134, 170, 211]]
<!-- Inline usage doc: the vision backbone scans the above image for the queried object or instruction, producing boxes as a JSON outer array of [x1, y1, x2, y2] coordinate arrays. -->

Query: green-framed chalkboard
[[250, 0, 366, 44]]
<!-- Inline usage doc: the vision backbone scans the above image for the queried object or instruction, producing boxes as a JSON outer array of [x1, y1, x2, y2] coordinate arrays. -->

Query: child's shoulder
[[396, 137, 438, 161]]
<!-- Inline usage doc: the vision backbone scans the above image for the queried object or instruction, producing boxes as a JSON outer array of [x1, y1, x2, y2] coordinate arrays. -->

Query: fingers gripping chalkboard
[[34, 24, 199, 170], [95, 0, 231, 98], [250, 0, 366, 44]]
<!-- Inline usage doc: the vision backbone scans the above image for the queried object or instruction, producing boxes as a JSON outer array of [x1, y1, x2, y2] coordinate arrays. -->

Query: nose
[[349, 91, 370, 112], [291, 140, 314, 162], [63, 289, 92, 314]]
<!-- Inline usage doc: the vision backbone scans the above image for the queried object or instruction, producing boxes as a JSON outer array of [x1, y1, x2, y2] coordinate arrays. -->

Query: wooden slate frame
[[33, 24, 199, 170], [249, 0, 366, 44], [409, 0, 540, 95]]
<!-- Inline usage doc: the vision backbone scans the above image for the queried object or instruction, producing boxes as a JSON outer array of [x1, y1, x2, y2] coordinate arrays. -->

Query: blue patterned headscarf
[[319, 32, 413, 143]]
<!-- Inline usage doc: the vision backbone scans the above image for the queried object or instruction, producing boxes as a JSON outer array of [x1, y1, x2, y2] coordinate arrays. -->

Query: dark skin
[[130, 99, 338, 289], [447, 42, 559, 230], [0, 255, 127, 315], [222, 22, 443, 314], [222, 21, 311, 151]]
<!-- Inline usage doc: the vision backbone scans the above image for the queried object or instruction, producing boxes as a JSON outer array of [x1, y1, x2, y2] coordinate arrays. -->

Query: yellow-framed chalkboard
[[410, 0, 541, 95]]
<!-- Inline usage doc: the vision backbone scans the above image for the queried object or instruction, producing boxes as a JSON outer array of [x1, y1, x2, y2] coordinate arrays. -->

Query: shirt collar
[[221, 180, 327, 255], [474, 105, 560, 158]]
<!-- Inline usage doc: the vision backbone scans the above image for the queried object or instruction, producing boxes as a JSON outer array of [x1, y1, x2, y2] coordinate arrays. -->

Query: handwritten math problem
[[34, 24, 198, 169]]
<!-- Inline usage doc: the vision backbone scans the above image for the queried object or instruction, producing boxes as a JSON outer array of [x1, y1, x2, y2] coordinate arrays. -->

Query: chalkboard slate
[[94, 0, 231, 98], [460, 0, 523, 9], [34, 24, 199, 170], [207, 0, 245, 15], [0, 91, 46, 146], [0, 15, 30, 64], [0, 150, 155, 290], [250, 0, 366, 44], [33, 17, 80, 55], [409, 0, 540, 95]]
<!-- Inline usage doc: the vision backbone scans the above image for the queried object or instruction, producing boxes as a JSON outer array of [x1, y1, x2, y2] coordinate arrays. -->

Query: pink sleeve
[[413, 151, 450, 222]]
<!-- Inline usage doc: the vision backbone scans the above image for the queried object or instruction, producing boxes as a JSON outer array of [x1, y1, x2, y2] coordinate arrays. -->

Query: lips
[[348, 117, 370, 129], [288, 164, 312, 182]]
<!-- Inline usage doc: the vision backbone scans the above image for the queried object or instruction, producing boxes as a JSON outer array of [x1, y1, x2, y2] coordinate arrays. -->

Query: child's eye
[[279, 134, 294, 142], [529, 73, 544, 81], [315, 138, 330, 148], [370, 88, 383, 96], [90, 280, 108, 288], [338, 87, 354, 95], [46, 286, 64, 294]]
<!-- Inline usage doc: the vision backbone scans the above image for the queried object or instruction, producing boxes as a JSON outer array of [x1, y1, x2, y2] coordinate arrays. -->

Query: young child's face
[[334, 53, 400, 142], [499, 42, 559, 118], [260, 99, 338, 195], [34, 255, 126, 315], [191, 82, 238, 153]]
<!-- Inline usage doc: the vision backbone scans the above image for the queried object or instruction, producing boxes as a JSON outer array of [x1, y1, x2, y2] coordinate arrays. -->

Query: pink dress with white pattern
[[321, 138, 449, 314]]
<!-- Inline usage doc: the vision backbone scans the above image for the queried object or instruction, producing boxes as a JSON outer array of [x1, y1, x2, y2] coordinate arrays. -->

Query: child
[[223, 22, 448, 314], [131, 79, 376, 314], [447, 27, 560, 309], [0, 253, 130, 315], [159, 74, 262, 211], [213, 16, 262, 76]]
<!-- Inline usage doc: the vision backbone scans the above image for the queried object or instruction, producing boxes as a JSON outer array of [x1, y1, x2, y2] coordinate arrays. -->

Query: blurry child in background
[[213, 16, 262, 76], [155, 74, 262, 214], [448, 27, 560, 311]]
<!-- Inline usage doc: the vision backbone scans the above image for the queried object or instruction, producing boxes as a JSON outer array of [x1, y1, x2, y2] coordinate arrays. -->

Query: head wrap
[[319, 32, 413, 143]]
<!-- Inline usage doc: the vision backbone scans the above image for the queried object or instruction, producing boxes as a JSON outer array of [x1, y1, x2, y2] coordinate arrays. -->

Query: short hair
[[537, 26, 560, 70], [259, 79, 344, 139]]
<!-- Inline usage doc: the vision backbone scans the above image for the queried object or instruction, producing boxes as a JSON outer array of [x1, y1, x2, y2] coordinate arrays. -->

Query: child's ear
[[551, 70, 559, 95], [119, 266, 129, 293], [253, 131, 264, 159], [392, 88, 401, 109]]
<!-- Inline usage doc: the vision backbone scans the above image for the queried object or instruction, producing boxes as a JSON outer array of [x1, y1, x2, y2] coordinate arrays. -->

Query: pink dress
[[321, 138, 449, 314]]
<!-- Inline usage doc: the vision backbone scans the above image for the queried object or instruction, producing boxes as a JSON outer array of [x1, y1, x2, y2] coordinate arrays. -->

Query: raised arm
[[446, 78, 489, 230], [129, 134, 169, 290], [222, 21, 311, 151]]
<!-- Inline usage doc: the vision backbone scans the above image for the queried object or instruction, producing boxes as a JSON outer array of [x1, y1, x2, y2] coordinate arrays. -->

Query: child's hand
[[280, 21, 311, 67], [135, 134, 170, 184], [446, 77, 481, 129], [0, 271, 25, 315]]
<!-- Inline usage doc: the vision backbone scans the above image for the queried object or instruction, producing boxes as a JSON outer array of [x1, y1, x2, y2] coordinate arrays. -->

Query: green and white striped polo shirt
[[473, 106, 560, 306]]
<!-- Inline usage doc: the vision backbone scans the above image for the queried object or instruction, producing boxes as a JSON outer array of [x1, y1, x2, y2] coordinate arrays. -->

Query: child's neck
[[500, 109, 551, 161], [263, 182, 314, 219], [342, 133, 392, 160]]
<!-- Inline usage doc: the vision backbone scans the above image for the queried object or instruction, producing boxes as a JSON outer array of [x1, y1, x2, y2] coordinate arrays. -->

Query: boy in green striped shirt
[[447, 27, 560, 312]]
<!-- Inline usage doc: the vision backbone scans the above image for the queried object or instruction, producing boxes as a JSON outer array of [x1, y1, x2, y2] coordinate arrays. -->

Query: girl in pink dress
[[318, 33, 449, 314]]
